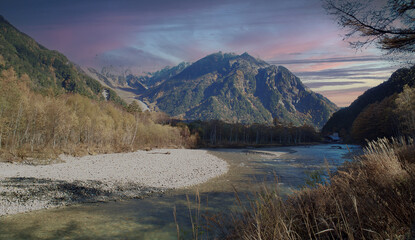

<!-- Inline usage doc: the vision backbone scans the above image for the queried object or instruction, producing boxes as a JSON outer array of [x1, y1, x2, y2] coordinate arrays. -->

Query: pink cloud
[[261, 40, 324, 59], [293, 61, 346, 72], [317, 88, 368, 107], [27, 17, 141, 65]]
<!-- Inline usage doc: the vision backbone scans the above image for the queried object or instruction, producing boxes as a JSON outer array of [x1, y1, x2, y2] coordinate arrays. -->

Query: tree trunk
[[130, 114, 139, 146]]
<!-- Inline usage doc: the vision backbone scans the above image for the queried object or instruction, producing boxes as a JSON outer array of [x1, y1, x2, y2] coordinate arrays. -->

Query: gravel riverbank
[[0, 149, 229, 216]]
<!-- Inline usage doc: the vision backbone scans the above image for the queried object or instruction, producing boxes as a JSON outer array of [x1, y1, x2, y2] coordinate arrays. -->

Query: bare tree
[[323, 0, 415, 54]]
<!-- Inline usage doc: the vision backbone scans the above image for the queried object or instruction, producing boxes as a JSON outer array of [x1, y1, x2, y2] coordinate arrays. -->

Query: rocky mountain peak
[[139, 52, 338, 128]]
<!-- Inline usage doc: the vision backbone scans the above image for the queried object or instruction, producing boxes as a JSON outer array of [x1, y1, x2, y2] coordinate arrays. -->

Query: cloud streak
[[296, 65, 395, 79], [304, 81, 365, 88], [94, 47, 174, 74], [316, 87, 373, 107], [269, 55, 383, 65]]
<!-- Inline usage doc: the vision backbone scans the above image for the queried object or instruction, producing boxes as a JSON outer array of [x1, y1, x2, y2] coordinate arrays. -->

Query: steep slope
[[0, 15, 124, 105], [322, 65, 415, 136], [82, 62, 190, 106], [255, 65, 337, 127], [141, 52, 338, 128], [134, 62, 190, 88]]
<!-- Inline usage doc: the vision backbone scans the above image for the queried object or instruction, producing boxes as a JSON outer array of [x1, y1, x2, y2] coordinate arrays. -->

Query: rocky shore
[[0, 149, 229, 216]]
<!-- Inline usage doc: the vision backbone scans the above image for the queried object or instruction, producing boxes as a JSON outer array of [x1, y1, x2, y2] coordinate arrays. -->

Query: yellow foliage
[[0, 69, 195, 161], [0, 55, 5, 67], [395, 85, 415, 135]]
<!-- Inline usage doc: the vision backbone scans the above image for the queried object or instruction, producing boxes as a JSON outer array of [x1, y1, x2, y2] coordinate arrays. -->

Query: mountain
[[0, 15, 124, 105], [140, 52, 338, 128], [81, 62, 191, 107], [84, 62, 190, 90], [322, 65, 415, 138], [132, 62, 190, 88]]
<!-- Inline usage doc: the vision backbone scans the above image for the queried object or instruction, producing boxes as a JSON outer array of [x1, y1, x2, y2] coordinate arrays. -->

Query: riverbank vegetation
[[181, 137, 415, 239], [0, 68, 196, 161]]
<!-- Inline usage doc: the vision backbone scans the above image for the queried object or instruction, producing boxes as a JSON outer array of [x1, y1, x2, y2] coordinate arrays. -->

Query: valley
[[0, 144, 359, 239], [1, 0, 415, 237], [87, 52, 338, 128]]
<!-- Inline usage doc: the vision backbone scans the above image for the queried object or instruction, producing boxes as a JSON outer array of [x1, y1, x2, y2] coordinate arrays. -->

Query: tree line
[[182, 120, 320, 147]]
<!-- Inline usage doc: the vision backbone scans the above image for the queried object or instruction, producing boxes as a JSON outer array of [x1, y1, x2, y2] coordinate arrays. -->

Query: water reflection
[[0, 144, 359, 240]]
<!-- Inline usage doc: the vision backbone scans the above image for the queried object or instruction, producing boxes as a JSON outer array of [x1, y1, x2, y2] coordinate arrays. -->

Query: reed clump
[[208, 137, 415, 239]]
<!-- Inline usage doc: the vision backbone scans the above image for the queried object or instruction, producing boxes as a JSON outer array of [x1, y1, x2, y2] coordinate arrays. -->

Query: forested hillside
[[0, 16, 195, 160], [0, 15, 124, 105], [322, 65, 415, 142]]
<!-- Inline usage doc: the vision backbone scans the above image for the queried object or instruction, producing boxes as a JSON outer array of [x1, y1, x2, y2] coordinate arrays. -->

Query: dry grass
[[175, 189, 208, 240], [182, 137, 415, 239]]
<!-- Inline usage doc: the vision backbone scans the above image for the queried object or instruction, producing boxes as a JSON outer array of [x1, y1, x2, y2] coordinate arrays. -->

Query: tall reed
[[179, 137, 415, 239]]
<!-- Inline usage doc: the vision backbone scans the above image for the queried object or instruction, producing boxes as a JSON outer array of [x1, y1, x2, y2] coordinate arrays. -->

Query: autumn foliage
[[0, 68, 196, 161], [352, 85, 415, 142]]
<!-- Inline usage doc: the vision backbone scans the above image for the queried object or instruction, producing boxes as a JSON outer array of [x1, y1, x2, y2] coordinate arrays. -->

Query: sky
[[0, 0, 403, 107]]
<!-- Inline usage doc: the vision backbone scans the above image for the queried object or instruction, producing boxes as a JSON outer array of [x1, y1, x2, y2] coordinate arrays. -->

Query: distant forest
[[180, 120, 320, 147]]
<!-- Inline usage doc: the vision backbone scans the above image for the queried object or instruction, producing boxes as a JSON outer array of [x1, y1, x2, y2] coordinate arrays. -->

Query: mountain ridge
[[139, 52, 338, 128]]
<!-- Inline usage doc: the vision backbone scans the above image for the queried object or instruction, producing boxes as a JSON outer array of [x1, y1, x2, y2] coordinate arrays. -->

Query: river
[[0, 144, 360, 240]]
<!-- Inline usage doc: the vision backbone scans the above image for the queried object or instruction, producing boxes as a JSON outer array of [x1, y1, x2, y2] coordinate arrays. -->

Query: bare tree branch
[[323, 0, 415, 54]]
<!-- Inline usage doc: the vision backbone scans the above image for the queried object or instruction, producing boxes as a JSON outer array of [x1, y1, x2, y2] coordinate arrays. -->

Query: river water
[[0, 144, 360, 240]]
